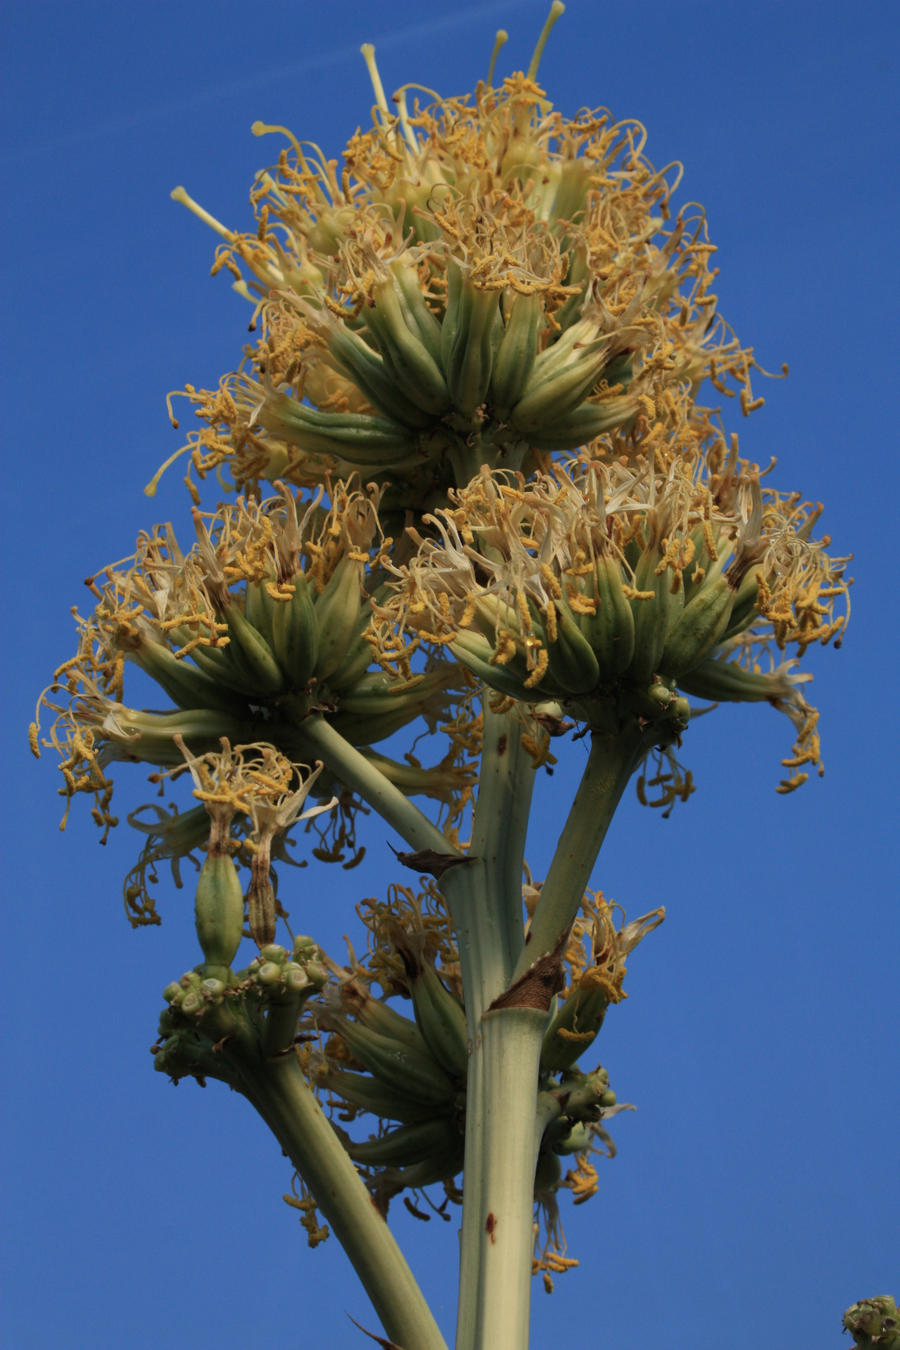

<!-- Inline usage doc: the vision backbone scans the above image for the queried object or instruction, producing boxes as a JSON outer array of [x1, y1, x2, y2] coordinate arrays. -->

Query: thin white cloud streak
[[2, 0, 538, 164]]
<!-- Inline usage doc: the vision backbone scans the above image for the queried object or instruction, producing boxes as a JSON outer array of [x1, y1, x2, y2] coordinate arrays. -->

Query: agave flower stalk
[[31, 8, 856, 1350]]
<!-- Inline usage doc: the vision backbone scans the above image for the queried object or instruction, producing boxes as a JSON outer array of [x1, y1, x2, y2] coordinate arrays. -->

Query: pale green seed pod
[[489, 291, 543, 416], [327, 324, 434, 429], [507, 319, 611, 432], [449, 630, 539, 701], [194, 849, 244, 975], [325, 1012, 457, 1108], [221, 602, 285, 694], [130, 635, 245, 715], [365, 278, 451, 416], [325, 605, 377, 693], [316, 1067, 439, 1125], [407, 960, 469, 1081], [541, 983, 611, 1072], [313, 555, 365, 681], [270, 572, 320, 688], [677, 658, 794, 704], [340, 985, 427, 1053], [543, 602, 601, 696], [659, 570, 737, 677], [243, 579, 276, 646], [259, 389, 420, 466], [441, 265, 503, 416], [347, 1118, 461, 1168], [524, 394, 638, 449], [391, 260, 444, 365], [627, 547, 683, 684], [582, 554, 636, 680]]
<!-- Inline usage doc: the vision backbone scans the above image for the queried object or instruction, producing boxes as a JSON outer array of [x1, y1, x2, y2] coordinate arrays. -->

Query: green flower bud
[[259, 944, 287, 964], [552, 1120, 594, 1156], [843, 1297, 900, 1349], [365, 272, 450, 416], [441, 264, 503, 417], [284, 965, 310, 993]]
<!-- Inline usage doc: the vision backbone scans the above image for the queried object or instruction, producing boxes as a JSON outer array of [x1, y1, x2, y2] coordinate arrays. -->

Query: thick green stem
[[447, 698, 536, 1350], [298, 714, 459, 858], [455, 1011, 487, 1350], [469, 698, 535, 985], [236, 1048, 449, 1350], [440, 700, 535, 1023], [460, 1006, 548, 1350], [512, 728, 643, 983]]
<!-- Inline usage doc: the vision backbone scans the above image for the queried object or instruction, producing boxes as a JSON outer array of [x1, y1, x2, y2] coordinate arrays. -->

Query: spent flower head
[[32, 477, 474, 849], [374, 396, 849, 791], [162, 13, 767, 516]]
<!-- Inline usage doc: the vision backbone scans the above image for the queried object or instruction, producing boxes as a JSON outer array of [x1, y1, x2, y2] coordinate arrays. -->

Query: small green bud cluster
[[245, 940, 329, 998], [843, 1297, 900, 1349], [534, 1066, 624, 1203], [163, 968, 231, 1017], [161, 938, 327, 1021], [154, 936, 331, 1081]]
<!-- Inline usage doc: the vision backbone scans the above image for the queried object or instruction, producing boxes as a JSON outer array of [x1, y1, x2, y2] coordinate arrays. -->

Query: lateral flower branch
[[32, 6, 856, 1349]]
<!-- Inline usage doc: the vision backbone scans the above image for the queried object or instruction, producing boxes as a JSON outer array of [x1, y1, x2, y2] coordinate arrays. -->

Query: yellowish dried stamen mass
[[162, 45, 769, 506], [372, 397, 849, 786]]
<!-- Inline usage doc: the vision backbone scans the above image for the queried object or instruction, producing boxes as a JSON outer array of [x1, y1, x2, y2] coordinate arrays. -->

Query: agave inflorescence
[[32, 7, 854, 1344], [161, 3, 765, 522], [374, 389, 849, 795]]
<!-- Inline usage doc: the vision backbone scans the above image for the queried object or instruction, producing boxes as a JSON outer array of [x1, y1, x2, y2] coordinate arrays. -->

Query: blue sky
[[3, 1, 897, 1347]]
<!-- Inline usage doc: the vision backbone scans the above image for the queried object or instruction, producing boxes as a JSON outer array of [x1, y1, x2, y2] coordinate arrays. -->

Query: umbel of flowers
[[160, 3, 769, 520], [33, 475, 476, 922], [375, 395, 848, 797], [32, 8, 857, 1350]]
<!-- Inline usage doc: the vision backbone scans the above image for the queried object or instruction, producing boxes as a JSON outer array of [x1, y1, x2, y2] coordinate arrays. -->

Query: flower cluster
[[162, 25, 767, 518], [374, 397, 849, 789], [32, 479, 475, 911]]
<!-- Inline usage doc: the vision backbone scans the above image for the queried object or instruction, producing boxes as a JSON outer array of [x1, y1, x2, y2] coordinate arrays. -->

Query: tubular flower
[[374, 407, 850, 789], [541, 888, 665, 1073], [161, 23, 767, 514], [172, 737, 335, 947], [31, 479, 472, 840]]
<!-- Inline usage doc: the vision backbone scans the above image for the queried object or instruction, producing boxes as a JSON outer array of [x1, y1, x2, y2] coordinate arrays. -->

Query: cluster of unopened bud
[[245, 939, 329, 998], [534, 1066, 623, 1201], [842, 1298, 900, 1349], [162, 938, 328, 1017], [162, 969, 231, 1017], [154, 935, 331, 1082]]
